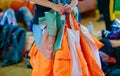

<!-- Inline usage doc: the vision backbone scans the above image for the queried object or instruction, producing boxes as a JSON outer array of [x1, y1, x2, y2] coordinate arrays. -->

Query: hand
[[51, 4, 65, 14], [64, 4, 74, 13]]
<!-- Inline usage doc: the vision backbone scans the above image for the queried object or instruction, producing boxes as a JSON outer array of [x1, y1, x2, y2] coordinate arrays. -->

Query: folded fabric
[[103, 56, 117, 64], [30, 13, 105, 76]]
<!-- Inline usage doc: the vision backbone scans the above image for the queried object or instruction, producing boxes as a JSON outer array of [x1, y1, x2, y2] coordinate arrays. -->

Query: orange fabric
[[30, 32, 72, 76], [71, 14, 104, 76], [30, 29, 91, 76], [80, 34, 104, 76], [29, 43, 53, 76], [75, 43, 91, 76], [10, 0, 34, 14], [71, 14, 104, 49], [53, 31, 72, 76], [30, 14, 104, 76], [91, 35, 104, 49]]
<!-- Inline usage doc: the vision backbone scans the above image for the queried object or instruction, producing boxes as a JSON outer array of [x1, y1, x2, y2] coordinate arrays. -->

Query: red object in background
[[10, 0, 34, 14], [103, 56, 117, 64], [22, 50, 29, 57]]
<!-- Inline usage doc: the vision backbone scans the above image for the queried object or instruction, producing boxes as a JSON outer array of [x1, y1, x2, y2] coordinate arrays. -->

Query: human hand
[[51, 3, 65, 14], [64, 4, 74, 13]]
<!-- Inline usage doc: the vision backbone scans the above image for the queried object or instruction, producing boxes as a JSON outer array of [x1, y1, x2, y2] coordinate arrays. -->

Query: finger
[[64, 6, 70, 10], [64, 4, 69, 9], [65, 8, 72, 13], [64, 4, 69, 7]]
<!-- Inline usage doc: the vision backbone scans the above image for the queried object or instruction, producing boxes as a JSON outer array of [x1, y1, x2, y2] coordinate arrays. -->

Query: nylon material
[[30, 13, 105, 76], [54, 35, 71, 59], [73, 30, 81, 51], [53, 32, 71, 76], [69, 14, 74, 30], [75, 43, 90, 76], [33, 24, 42, 48], [45, 12, 57, 37], [70, 14, 104, 75], [30, 43, 53, 76], [72, 7, 79, 21], [54, 25, 65, 51], [80, 34, 104, 76], [67, 28, 82, 76], [39, 29, 54, 59], [68, 14, 81, 51], [80, 25, 102, 68], [53, 13, 65, 51], [38, 17, 46, 25]]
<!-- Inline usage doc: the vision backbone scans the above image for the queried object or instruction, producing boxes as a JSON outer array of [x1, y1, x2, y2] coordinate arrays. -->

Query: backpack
[[0, 24, 26, 66], [0, 25, 4, 60]]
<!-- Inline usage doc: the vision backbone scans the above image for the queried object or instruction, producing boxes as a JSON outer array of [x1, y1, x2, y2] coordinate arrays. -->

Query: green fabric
[[115, 0, 120, 10], [72, 7, 79, 22], [45, 10, 65, 52], [53, 13, 65, 52], [38, 17, 46, 25], [38, 7, 79, 52], [38, 10, 65, 52], [45, 11, 57, 37]]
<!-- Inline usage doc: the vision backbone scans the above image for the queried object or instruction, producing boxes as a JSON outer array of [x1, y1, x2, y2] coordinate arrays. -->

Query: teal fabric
[[45, 11, 65, 52], [33, 10, 65, 51], [33, 0, 79, 51], [34, 9, 79, 51], [72, 7, 79, 22], [38, 17, 46, 25], [54, 12, 65, 52], [45, 11, 57, 37]]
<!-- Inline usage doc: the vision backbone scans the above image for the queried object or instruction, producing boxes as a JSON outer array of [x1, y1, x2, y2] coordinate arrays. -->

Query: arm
[[31, 0, 64, 14], [70, 0, 78, 9], [64, 0, 78, 13]]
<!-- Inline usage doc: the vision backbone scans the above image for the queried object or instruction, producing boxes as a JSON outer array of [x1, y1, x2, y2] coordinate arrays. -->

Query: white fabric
[[80, 25, 102, 68], [67, 28, 82, 76]]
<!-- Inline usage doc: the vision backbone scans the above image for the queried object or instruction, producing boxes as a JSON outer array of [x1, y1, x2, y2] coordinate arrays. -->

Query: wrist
[[70, 0, 78, 8], [69, 4, 75, 10], [49, 2, 56, 10]]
